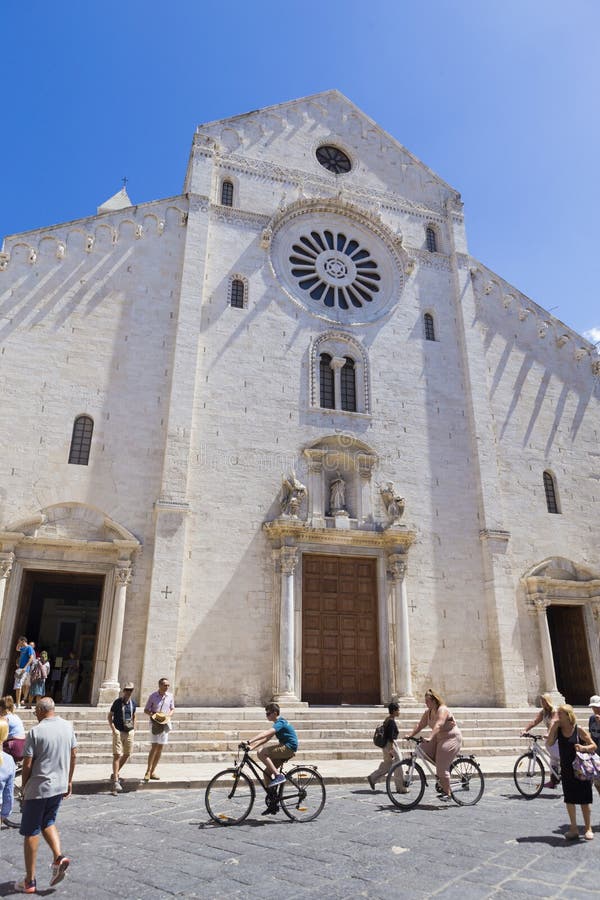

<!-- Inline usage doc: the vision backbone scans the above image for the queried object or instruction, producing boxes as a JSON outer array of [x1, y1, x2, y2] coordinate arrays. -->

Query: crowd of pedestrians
[[4, 632, 600, 892]]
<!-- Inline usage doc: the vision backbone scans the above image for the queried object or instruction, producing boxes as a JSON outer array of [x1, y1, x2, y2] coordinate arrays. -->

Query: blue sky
[[2, 1, 598, 341]]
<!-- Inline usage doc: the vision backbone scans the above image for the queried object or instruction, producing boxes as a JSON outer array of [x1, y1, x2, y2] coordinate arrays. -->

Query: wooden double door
[[302, 554, 380, 704], [547, 605, 595, 705]]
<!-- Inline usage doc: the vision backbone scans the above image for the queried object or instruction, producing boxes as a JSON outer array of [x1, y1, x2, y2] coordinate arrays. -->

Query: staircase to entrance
[[14, 706, 582, 766]]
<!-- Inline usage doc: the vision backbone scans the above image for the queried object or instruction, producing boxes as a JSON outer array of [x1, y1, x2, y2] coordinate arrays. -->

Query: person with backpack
[[367, 701, 403, 792]]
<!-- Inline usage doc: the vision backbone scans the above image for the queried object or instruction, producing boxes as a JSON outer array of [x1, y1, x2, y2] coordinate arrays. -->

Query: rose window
[[289, 230, 381, 310]]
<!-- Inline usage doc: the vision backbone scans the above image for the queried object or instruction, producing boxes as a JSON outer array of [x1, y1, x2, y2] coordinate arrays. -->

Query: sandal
[[565, 830, 580, 840], [584, 830, 594, 841]]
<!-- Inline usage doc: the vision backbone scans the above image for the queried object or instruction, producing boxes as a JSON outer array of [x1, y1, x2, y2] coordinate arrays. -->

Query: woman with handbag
[[143, 678, 174, 782], [547, 704, 596, 840], [588, 695, 600, 799]]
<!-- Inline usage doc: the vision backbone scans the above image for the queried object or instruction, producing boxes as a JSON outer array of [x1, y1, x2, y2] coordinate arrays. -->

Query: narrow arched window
[[320, 354, 335, 409], [68, 415, 94, 465], [426, 226, 437, 253], [543, 471, 560, 514], [221, 180, 234, 207], [340, 357, 356, 412], [424, 313, 436, 341], [230, 279, 245, 308]]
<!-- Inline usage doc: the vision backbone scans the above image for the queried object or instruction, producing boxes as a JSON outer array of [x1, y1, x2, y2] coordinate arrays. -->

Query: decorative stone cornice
[[264, 519, 416, 551], [412, 248, 451, 271], [209, 203, 270, 228], [479, 529, 511, 543]]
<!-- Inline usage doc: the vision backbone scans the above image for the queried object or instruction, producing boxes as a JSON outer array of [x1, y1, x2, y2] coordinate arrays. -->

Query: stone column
[[304, 448, 325, 526], [532, 595, 562, 704], [330, 356, 346, 411], [274, 546, 299, 702], [388, 553, 414, 702], [0, 553, 15, 626], [357, 454, 375, 524], [99, 564, 132, 704]]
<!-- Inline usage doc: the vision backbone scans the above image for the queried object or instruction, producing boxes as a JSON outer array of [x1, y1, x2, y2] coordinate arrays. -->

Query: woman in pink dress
[[405, 689, 462, 801]]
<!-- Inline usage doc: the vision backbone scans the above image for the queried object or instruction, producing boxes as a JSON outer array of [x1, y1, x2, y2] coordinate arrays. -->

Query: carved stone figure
[[280, 470, 306, 517], [329, 474, 346, 514], [379, 481, 405, 524]]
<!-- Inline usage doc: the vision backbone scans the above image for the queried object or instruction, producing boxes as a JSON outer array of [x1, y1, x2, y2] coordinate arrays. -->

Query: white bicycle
[[513, 732, 561, 798], [386, 737, 485, 809]]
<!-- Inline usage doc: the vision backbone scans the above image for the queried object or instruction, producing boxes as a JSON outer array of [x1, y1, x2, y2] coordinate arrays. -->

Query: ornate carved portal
[[0, 503, 140, 705], [523, 558, 600, 705]]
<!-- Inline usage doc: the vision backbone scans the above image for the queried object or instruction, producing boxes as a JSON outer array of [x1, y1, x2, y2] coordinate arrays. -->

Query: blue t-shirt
[[18, 645, 35, 669], [274, 716, 298, 752]]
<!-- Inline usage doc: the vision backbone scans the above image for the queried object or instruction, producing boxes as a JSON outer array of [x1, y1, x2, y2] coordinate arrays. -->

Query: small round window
[[316, 145, 351, 174]]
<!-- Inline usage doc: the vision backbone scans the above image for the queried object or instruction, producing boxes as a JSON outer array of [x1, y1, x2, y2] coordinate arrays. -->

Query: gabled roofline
[[2, 194, 187, 244], [195, 89, 460, 197]]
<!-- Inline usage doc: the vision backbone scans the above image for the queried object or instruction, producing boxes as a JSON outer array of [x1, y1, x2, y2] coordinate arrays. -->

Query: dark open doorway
[[7, 570, 104, 704], [547, 605, 595, 705]]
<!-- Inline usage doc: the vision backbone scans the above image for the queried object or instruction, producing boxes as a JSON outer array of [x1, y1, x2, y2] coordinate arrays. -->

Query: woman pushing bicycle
[[405, 689, 462, 802]]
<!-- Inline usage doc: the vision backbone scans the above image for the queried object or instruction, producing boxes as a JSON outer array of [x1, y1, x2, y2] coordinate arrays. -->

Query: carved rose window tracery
[[289, 229, 380, 311]]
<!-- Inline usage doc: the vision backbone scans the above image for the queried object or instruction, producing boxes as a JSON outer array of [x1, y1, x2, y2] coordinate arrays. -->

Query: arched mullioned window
[[229, 278, 246, 308], [424, 312, 436, 341], [68, 415, 94, 465], [543, 471, 560, 514], [340, 357, 356, 412], [221, 180, 234, 207], [426, 226, 437, 253], [319, 354, 335, 409]]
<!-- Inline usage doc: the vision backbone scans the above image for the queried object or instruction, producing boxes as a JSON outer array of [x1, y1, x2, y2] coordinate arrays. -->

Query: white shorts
[[151, 730, 170, 745]]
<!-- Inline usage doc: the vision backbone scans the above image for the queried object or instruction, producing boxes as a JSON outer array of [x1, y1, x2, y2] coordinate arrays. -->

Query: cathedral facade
[[1, 91, 599, 708]]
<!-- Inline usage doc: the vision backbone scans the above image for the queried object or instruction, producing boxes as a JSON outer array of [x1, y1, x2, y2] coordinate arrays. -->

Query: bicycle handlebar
[[521, 732, 539, 741], [406, 736, 423, 744]]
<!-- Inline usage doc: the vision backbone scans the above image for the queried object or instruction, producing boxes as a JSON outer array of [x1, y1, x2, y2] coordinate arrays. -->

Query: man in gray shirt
[[15, 697, 77, 894]]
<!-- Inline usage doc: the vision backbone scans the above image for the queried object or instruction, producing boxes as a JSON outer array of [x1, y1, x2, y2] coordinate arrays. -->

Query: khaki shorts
[[112, 730, 134, 757], [263, 744, 295, 766]]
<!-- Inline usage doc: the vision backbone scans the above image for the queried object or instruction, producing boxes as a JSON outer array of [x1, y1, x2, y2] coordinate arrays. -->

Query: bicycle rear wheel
[[449, 756, 485, 806], [279, 766, 326, 822], [205, 768, 255, 825], [386, 759, 426, 809], [513, 752, 544, 798]]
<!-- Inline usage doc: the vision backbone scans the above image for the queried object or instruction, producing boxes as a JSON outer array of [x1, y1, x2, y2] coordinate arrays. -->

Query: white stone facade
[[1, 91, 599, 707]]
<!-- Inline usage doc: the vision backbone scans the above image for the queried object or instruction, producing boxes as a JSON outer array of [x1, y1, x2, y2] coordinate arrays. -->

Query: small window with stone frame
[[424, 312, 436, 341], [426, 226, 437, 253], [230, 278, 246, 309], [68, 415, 94, 465], [221, 180, 234, 207], [543, 471, 560, 514]]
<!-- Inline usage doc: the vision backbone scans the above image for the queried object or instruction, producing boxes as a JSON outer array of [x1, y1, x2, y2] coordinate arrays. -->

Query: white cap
[[589, 695, 600, 707]]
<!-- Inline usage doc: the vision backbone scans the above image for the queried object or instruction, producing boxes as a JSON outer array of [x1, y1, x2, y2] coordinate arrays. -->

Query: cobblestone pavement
[[1, 779, 599, 898]]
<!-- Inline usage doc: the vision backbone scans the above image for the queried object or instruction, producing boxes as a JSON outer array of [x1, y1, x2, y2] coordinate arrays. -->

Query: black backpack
[[373, 722, 386, 748]]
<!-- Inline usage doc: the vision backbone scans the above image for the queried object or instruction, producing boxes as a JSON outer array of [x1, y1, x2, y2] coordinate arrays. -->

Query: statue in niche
[[280, 471, 307, 518], [378, 482, 405, 524], [329, 473, 346, 515]]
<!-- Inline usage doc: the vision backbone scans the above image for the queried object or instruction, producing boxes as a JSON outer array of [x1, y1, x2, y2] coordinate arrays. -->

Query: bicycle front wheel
[[205, 768, 255, 825], [513, 752, 544, 798], [280, 766, 326, 822], [386, 758, 426, 809], [449, 756, 485, 806]]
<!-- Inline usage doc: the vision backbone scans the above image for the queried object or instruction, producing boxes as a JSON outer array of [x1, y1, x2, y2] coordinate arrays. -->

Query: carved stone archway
[[0, 502, 140, 704], [522, 557, 600, 704]]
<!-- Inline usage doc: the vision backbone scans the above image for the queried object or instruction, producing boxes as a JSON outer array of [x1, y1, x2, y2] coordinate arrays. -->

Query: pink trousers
[[421, 726, 462, 794]]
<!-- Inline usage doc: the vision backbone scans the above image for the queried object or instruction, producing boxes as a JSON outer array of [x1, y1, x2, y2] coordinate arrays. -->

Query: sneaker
[[261, 804, 279, 816], [14, 878, 36, 894], [50, 855, 70, 887], [439, 794, 452, 803], [270, 773, 286, 787], [114, 778, 123, 792]]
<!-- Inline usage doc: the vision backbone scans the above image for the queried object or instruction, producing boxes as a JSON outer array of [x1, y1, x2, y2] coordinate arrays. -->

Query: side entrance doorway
[[6, 570, 104, 704], [302, 554, 380, 704], [547, 605, 595, 705]]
